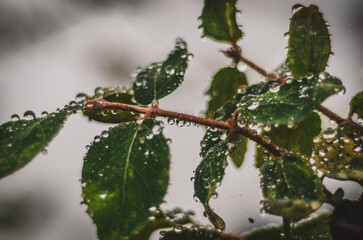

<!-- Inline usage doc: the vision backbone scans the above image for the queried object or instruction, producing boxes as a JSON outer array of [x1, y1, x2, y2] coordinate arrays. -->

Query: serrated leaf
[[128, 208, 194, 240], [133, 38, 190, 105], [286, 5, 331, 78], [238, 73, 343, 125], [200, 0, 243, 43], [348, 91, 363, 119], [260, 154, 325, 221], [82, 119, 170, 239], [160, 224, 221, 240], [194, 140, 229, 230], [313, 123, 363, 183], [83, 87, 140, 123], [0, 108, 72, 179], [255, 113, 321, 168], [245, 212, 332, 240], [205, 67, 247, 118]]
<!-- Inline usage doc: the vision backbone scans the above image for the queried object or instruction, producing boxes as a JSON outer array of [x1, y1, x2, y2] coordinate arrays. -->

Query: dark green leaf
[[313, 123, 363, 183], [0, 109, 71, 179], [128, 208, 194, 240], [245, 212, 332, 240], [83, 87, 140, 123], [286, 5, 331, 78], [160, 224, 221, 240], [348, 91, 363, 119], [82, 119, 170, 239], [238, 73, 343, 125], [205, 67, 247, 118], [255, 113, 321, 168], [194, 140, 229, 230], [229, 135, 248, 168], [200, 0, 243, 43], [133, 39, 191, 105], [260, 154, 325, 221]]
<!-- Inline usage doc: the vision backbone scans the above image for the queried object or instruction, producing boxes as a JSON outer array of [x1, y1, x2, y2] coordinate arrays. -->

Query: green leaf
[[83, 87, 140, 123], [194, 140, 229, 230], [205, 67, 247, 118], [255, 113, 321, 168], [229, 135, 248, 168], [128, 208, 194, 240], [238, 73, 343, 125], [82, 119, 170, 239], [245, 212, 332, 240], [200, 0, 243, 43], [348, 91, 363, 119], [0, 108, 72, 179], [260, 154, 325, 221], [160, 224, 221, 240], [133, 38, 191, 105], [313, 123, 363, 183], [286, 5, 331, 78]]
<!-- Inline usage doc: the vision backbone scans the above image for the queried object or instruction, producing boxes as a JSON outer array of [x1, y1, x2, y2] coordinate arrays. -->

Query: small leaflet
[[238, 73, 343, 125], [133, 38, 191, 105], [200, 0, 243, 43], [260, 154, 325, 221], [286, 5, 331, 78], [313, 123, 363, 183], [0, 107, 75, 179], [348, 91, 363, 119]]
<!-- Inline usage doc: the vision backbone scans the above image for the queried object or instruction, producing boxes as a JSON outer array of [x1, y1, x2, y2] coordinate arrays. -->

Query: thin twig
[[85, 99, 283, 157], [225, 45, 363, 133]]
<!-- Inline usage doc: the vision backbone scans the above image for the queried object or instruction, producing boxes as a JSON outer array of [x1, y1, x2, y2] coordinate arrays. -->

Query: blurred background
[[0, 0, 362, 239]]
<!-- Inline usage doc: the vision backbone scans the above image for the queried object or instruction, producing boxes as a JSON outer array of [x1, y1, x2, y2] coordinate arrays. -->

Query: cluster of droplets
[[166, 117, 192, 127], [159, 224, 221, 239]]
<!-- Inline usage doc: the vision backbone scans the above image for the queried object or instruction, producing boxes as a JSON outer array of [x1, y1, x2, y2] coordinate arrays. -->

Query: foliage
[[0, 1, 362, 240]]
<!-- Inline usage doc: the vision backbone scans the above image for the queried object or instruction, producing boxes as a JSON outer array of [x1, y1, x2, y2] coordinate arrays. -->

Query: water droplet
[[86, 145, 90, 150], [176, 120, 185, 127], [11, 114, 20, 121], [269, 83, 280, 93], [94, 87, 104, 95], [323, 128, 337, 139], [173, 224, 183, 233], [76, 93, 88, 101], [353, 146, 362, 153], [291, 4, 304, 13], [152, 124, 163, 135], [247, 101, 259, 110], [101, 130, 109, 138], [237, 64, 247, 72], [94, 135, 101, 143], [23, 111, 36, 120], [99, 193, 107, 199], [318, 149, 326, 157], [41, 148, 48, 155], [146, 132, 154, 140], [283, 32, 289, 39], [167, 118, 175, 125]]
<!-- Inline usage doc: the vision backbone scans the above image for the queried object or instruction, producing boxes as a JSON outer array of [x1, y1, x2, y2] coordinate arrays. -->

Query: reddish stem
[[85, 99, 283, 157]]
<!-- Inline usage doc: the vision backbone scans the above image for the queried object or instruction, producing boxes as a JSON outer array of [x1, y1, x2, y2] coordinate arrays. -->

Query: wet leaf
[[83, 87, 140, 123], [348, 91, 363, 119], [194, 141, 229, 230], [238, 73, 343, 125], [205, 67, 247, 118], [160, 224, 221, 240], [0, 108, 72, 179], [256, 113, 321, 168], [229, 135, 248, 168], [133, 38, 190, 105], [200, 0, 243, 43], [260, 154, 325, 221], [245, 212, 332, 240], [128, 208, 194, 240], [313, 123, 363, 183], [82, 119, 170, 239], [286, 5, 331, 78]]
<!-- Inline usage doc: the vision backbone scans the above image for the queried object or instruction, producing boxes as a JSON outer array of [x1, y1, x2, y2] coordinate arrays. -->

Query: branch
[[223, 45, 363, 133], [85, 99, 283, 157]]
